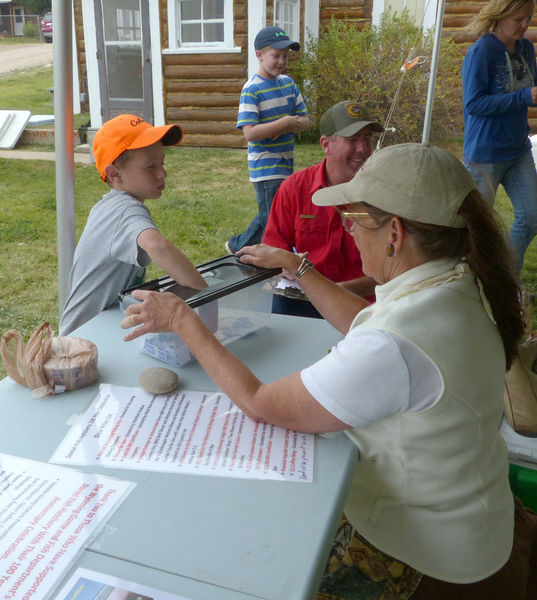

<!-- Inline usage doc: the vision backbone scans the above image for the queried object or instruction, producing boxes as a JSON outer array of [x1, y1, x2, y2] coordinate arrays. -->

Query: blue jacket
[[462, 33, 537, 163]]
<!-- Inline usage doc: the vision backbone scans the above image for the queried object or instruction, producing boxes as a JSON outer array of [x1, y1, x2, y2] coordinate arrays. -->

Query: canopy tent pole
[[422, 0, 447, 143], [53, 0, 76, 317]]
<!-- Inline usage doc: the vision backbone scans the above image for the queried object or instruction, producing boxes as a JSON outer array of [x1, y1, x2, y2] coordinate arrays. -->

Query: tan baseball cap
[[312, 143, 476, 228], [319, 101, 384, 137]]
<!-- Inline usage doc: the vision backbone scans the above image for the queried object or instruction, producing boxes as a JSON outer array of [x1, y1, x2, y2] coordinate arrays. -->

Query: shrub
[[290, 9, 464, 146], [23, 22, 39, 38]]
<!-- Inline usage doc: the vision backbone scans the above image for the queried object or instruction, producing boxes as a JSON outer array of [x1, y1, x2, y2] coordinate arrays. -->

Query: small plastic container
[[120, 256, 279, 367]]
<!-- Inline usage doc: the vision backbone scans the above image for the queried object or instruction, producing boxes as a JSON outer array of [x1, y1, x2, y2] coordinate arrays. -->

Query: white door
[[13, 7, 24, 36], [94, 0, 153, 122]]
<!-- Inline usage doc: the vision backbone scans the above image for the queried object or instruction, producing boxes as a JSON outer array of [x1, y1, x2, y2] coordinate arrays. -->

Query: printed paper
[[0, 454, 134, 600], [51, 385, 314, 482]]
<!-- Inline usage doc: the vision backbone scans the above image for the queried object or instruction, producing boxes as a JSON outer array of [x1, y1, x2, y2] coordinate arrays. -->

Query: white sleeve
[[300, 327, 441, 428]]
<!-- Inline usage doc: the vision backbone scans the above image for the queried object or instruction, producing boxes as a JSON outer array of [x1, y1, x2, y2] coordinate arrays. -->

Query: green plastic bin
[[509, 462, 537, 512]]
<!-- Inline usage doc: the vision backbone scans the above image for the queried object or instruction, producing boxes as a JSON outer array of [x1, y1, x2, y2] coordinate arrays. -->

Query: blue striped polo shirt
[[237, 73, 307, 182]]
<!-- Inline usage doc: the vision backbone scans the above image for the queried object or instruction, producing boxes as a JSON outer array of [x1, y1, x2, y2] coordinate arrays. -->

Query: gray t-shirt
[[60, 189, 157, 335]]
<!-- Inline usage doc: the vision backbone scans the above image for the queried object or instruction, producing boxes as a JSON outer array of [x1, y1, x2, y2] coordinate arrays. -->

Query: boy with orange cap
[[60, 114, 206, 335]]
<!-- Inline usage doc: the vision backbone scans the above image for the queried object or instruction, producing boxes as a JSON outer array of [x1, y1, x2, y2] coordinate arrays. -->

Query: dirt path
[[0, 43, 53, 75]]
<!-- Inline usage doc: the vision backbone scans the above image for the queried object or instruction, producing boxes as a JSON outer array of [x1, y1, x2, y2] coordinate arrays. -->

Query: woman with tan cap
[[122, 143, 536, 598]]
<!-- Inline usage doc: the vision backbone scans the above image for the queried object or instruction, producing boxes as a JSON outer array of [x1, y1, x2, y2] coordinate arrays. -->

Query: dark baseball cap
[[254, 26, 300, 51], [319, 101, 384, 137]]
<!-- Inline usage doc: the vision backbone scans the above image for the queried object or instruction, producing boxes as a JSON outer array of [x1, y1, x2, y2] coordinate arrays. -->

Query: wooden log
[[166, 117, 238, 135], [165, 80, 244, 94], [320, 9, 368, 19], [181, 133, 246, 149], [233, 3, 246, 19], [442, 30, 479, 43], [166, 92, 239, 108], [444, 2, 489, 14], [443, 16, 475, 28], [165, 107, 237, 121], [163, 52, 245, 66], [235, 21, 247, 35], [320, 19, 369, 31], [321, 0, 369, 7], [164, 65, 247, 79]]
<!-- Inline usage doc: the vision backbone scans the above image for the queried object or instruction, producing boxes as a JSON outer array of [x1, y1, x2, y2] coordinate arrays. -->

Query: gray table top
[[0, 308, 358, 600]]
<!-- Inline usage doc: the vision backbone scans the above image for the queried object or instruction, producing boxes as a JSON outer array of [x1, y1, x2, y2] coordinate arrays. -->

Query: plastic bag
[[1, 322, 98, 397], [504, 334, 537, 437]]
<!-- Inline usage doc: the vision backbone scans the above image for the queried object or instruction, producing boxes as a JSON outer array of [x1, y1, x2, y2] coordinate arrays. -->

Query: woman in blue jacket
[[462, 0, 537, 273]]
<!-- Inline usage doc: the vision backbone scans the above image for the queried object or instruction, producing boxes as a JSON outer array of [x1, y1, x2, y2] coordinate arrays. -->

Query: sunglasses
[[339, 210, 380, 232]]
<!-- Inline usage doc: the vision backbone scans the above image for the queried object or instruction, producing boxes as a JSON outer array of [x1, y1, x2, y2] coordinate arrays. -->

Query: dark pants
[[228, 178, 283, 252], [412, 496, 537, 600], [271, 294, 322, 319]]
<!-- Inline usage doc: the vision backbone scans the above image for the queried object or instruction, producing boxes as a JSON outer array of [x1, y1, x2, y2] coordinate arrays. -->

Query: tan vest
[[344, 261, 513, 583]]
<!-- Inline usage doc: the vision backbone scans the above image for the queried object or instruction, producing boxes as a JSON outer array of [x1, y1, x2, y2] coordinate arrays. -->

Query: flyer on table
[[0, 453, 135, 600], [51, 384, 314, 482], [54, 567, 191, 600]]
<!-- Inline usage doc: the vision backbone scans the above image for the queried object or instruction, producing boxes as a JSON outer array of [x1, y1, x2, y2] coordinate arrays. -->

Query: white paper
[[275, 276, 303, 291], [54, 567, 191, 600], [51, 385, 314, 482], [0, 454, 134, 600]]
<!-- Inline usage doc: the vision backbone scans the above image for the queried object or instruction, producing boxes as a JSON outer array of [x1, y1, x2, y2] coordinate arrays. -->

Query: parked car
[[41, 12, 52, 43]]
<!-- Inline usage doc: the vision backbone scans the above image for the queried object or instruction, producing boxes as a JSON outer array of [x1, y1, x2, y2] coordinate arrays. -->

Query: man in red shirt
[[263, 100, 383, 317]]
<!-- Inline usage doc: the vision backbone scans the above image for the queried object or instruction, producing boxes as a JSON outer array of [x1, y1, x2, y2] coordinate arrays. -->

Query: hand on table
[[122, 290, 189, 342]]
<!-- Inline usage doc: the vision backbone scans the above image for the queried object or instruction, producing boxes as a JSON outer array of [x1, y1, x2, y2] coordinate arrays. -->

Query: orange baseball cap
[[93, 114, 183, 181]]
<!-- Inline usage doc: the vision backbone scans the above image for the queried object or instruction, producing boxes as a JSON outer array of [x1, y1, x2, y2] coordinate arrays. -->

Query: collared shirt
[[262, 158, 366, 283], [237, 73, 307, 182]]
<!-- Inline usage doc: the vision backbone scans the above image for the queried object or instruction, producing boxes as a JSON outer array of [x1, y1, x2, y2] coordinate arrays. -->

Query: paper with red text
[[0, 453, 134, 600], [50, 384, 314, 482]]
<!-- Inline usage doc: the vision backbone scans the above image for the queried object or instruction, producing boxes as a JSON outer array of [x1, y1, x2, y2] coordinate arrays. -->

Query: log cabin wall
[[160, 0, 248, 148], [319, 0, 372, 30], [443, 0, 537, 44], [72, 1, 537, 146], [160, 1, 373, 148]]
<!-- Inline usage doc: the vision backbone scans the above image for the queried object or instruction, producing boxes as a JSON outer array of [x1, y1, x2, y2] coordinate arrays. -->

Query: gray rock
[[139, 367, 179, 395]]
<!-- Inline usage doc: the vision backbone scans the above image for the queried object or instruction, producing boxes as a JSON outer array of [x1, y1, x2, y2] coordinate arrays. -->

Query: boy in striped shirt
[[226, 26, 309, 253]]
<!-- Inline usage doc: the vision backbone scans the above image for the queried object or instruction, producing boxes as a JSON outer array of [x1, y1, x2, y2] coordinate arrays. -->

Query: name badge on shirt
[[300, 214, 316, 219]]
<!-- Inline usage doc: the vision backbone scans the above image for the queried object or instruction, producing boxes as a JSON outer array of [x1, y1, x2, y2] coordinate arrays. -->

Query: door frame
[[82, 0, 164, 128]]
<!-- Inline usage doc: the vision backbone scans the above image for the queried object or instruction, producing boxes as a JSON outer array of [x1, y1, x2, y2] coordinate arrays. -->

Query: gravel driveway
[[0, 42, 54, 75]]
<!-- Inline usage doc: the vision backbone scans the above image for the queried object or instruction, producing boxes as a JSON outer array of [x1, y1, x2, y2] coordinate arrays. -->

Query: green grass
[[0, 36, 43, 45], [0, 62, 89, 129], [0, 67, 53, 114]]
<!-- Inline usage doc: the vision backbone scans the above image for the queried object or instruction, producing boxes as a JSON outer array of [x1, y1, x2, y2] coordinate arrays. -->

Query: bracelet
[[295, 256, 315, 279]]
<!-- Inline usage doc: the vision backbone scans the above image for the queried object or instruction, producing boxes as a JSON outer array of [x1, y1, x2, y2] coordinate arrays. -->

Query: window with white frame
[[167, 0, 234, 50], [116, 9, 141, 41], [274, 0, 299, 42]]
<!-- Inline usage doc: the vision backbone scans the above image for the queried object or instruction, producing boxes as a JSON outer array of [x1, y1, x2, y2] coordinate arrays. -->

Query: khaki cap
[[312, 143, 476, 228], [319, 101, 384, 137]]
